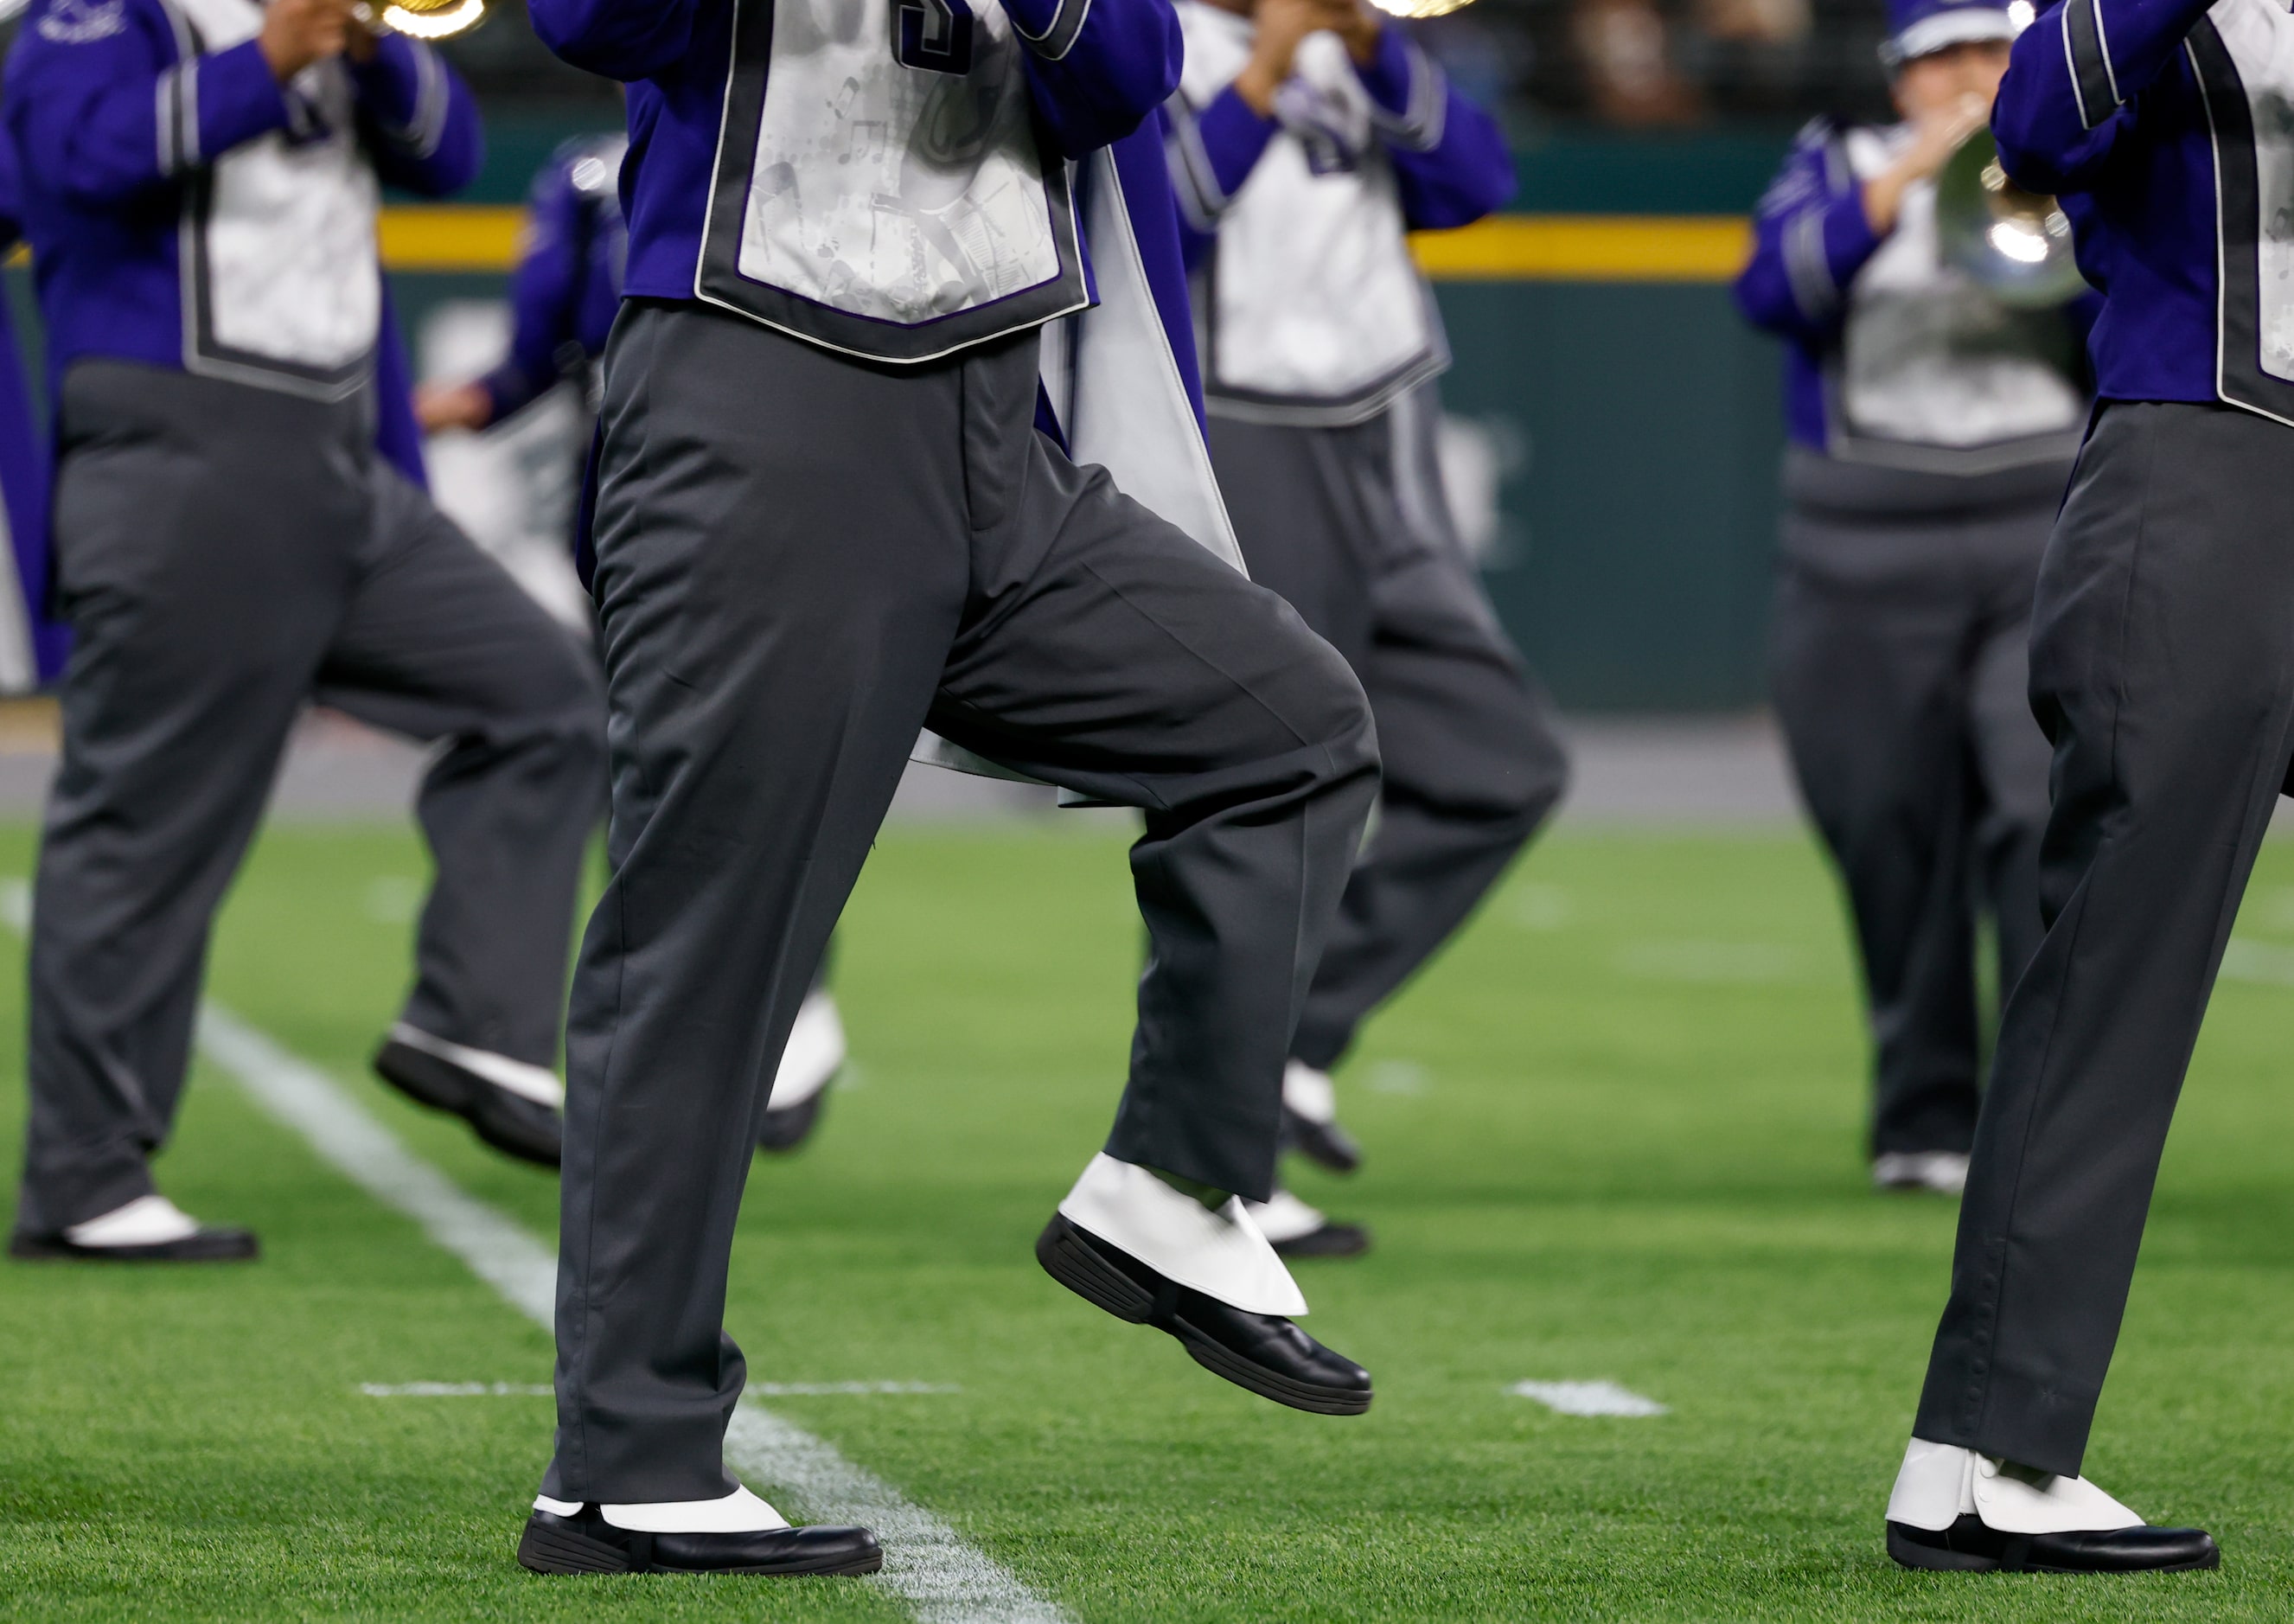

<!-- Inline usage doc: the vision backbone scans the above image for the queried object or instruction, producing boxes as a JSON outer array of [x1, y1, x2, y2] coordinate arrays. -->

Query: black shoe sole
[[8, 1229, 259, 1263], [1272, 1224, 1371, 1260], [1035, 1215, 1372, 1416], [1284, 1110, 1362, 1175], [374, 1042, 561, 1170], [1886, 1523, 2223, 1574], [757, 1086, 829, 1154], [515, 1519, 885, 1576]]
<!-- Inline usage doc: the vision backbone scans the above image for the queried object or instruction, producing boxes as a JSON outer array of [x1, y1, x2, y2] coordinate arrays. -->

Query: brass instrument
[[355, 0, 488, 41], [1367, 0, 1475, 19], [1935, 127, 2085, 307]]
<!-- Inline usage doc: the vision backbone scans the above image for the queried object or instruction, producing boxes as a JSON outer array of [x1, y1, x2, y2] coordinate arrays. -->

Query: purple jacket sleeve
[[480, 159, 588, 421], [1733, 124, 1882, 344], [1993, 0, 2216, 191], [1355, 27, 1513, 228], [351, 35, 482, 198], [528, 0, 705, 80], [1006, 0, 1184, 158], [1162, 84, 1275, 265], [8, 1, 288, 208]]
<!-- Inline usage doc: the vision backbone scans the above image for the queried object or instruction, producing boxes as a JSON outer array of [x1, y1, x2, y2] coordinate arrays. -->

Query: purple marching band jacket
[[1990, 0, 2294, 422], [0, 0, 482, 689], [530, 0, 1241, 785]]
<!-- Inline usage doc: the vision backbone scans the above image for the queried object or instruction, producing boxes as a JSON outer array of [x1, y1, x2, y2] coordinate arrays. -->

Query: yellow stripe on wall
[[374, 206, 1754, 283], [1409, 214, 1752, 282], [378, 206, 527, 272]]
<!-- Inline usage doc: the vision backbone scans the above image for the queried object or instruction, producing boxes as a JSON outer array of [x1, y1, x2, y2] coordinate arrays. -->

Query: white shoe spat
[[1886, 1438, 2144, 1535], [1058, 1154, 1307, 1316], [534, 1486, 791, 1533], [389, 1023, 565, 1109], [770, 991, 847, 1111], [1282, 1060, 1337, 1126], [64, 1194, 200, 1249], [1243, 1188, 1328, 1245]]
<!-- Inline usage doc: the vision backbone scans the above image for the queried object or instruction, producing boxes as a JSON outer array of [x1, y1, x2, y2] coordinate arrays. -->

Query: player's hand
[[1235, 0, 1334, 114], [259, 0, 355, 81], [1863, 92, 1989, 233], [414, 380, 494, 435], [345, 5, 381, 64]]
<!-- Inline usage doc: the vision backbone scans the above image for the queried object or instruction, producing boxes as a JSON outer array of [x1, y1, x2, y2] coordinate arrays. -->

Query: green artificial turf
[[4, 818, 2294, 1621]]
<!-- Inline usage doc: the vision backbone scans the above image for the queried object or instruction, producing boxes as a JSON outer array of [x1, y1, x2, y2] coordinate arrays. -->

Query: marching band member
[[1165, 0, 1569, 1236], [413, 130, 626, 438], [1874, 0, 2294, 1568], [1735, 0, 2094, 1199], [3, 0, 605, 1263], [415, 131, 847, 1154], [519, 0, 1383, 1578]]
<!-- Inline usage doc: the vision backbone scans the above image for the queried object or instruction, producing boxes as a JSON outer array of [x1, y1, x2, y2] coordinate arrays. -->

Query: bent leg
[[930, 441, 1379, 1204], [317, 467, 605, 1067], [1915, 403, 2294, 1475]]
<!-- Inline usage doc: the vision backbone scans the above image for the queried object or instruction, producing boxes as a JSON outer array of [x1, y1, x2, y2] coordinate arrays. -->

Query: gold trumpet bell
[[358, 0, 487, 40], [1935, 128, 2086, 307]]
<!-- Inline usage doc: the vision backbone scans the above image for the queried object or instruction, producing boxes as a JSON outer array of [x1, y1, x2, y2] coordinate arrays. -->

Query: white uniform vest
[[697, 0, 1088, 364], [164, 0, 385, 399], [1828, 123, 2086, 472], [1174, 2, 1444, 425]]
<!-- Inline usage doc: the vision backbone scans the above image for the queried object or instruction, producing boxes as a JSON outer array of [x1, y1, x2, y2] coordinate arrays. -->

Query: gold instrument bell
[[1935, 127, 2086, 307], [355, 0, 487, 40], [1367, 0, 1475, 19]]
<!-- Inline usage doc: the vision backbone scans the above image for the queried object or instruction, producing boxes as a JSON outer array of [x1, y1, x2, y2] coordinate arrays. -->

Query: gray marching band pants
[[15, 361, 604, 1240], [1916, 401, 2294, 1476], [1207, 389, 1568, 1073], [545, 303, 1378, 1503], [1769, 470, 2056, 1158]]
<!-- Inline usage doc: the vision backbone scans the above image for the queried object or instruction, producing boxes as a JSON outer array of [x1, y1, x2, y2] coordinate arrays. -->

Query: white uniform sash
[[910, 144, 1244, 791]]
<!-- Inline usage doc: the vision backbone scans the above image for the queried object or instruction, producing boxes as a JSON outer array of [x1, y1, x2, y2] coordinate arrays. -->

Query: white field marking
[[2221, 938, 2294, 987], [1508, 883, 1571, 932], [1614, 940, 1805, 985], [0, 880, 1069, 1624], [1365, 1059, 1430, 1097], [837, 1061, 867, 1092], [1507, 1380, 1669, 1417]]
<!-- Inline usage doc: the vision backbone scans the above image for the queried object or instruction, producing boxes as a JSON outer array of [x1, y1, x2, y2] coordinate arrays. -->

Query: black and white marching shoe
[[1281, 1061, 1362, 1174], [757, 990, 846, 1154], [1038, 1154, 1372, 1416], [374, 1025, 564, 1169], [518, 1489, 881, 1576], [1246, 1188, 1371, 1259], [8, 1193, 258, 1263], [1872, 1151, 1969, 1197], [1884, 1439, 2219, 1574]]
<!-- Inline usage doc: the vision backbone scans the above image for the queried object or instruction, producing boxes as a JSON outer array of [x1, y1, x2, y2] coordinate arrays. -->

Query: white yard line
[[1, 881, 1070, 1624], [1507, 1380, 1669, 1417]]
